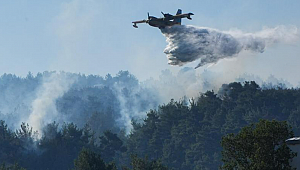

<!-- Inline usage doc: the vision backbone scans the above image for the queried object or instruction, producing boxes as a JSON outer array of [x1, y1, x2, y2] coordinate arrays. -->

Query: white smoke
[[27, 72, 76, 137], [143, 68, 202, 103], [113, 80, 157, 134], [0, 70, 296, 136], [161, 25, 298, 68], [113, 82, 135, 134]]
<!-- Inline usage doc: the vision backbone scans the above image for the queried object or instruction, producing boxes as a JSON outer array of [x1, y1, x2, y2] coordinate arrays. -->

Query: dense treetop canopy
[[1, 76, 300, 169]]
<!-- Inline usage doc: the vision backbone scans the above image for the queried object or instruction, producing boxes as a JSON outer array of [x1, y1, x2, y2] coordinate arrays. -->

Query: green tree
[[221, 119, 296, 170], [0, 121, 20, 164], [0, 163, 26, 170], [123, 155, 168, 170], [99, 130, 127, 162], [74, 148, 116, 170], [37, 122, 96, 170]]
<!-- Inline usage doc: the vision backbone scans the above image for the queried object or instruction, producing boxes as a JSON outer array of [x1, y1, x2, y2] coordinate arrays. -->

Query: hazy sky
[[0, 0, 300, 84]]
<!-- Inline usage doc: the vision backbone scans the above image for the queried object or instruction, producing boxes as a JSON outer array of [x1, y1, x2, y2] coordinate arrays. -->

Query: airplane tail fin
[[174, 9, 182, 25], [176, 9, 182, 15]]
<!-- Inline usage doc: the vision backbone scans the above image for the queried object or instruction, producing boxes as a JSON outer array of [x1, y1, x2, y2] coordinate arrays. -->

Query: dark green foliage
[[221, 120, 296, 170], [125, 81, 300, 170], [0, 163, 26, 170], [126, 92, 224, 170], [122, 155, 168, 170], [99, 131, 127, 162], [0, 121, 20, 164], [36, 123, 96, 170], [74, 148, 116, 170], [2, 81, 300, 170]]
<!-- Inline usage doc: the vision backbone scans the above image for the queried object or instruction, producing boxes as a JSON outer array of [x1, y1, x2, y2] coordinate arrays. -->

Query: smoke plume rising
[[161, 25, 298, 68], [0, 70, 296, 136], [27, 73, 76, 137]]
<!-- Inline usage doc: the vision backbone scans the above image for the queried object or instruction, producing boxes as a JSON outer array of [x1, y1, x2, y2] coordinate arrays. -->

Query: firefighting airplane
[[132, 9, 194, 29]]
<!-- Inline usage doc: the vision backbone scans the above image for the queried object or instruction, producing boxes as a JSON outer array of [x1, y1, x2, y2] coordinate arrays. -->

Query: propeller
[[161, 11, 165, 16], [148, 12, 150, 19]]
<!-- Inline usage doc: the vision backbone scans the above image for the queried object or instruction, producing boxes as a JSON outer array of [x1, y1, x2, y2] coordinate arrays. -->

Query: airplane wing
[[173, 13, 194, 20], [132, 20, 147, 28], [132, 20, 147, 24]]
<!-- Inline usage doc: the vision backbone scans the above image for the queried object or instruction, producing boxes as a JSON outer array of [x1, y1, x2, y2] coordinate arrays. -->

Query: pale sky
[[0, 0, 300, 85]]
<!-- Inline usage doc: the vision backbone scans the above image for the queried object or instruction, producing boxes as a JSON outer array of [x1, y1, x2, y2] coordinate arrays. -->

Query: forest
[[0, 71, 299, 169]]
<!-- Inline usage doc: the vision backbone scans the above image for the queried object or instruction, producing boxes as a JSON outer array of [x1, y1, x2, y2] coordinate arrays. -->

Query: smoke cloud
[[0, 70, 296, 136], [27, 73, 76, 137], [161, 25, 298, 68]]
